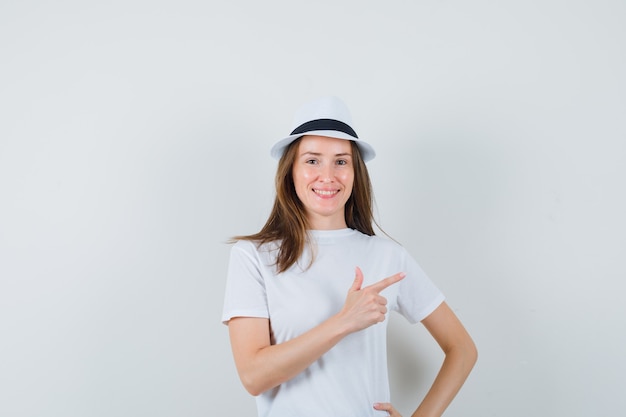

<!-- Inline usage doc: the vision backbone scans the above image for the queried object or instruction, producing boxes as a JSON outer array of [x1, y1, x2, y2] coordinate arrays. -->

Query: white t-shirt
[[222, 228, 444, 417]]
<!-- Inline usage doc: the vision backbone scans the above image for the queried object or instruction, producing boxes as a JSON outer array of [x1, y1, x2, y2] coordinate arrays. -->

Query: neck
[[307, 215, 347, 231]]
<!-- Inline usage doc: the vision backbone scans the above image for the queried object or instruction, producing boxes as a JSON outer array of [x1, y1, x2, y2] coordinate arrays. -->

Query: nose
[[320, 163, 334, 182]]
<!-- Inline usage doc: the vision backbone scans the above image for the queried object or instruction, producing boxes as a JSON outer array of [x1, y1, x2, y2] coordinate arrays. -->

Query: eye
[[336, 159, 348, 166], [305, 159, 318, 165]]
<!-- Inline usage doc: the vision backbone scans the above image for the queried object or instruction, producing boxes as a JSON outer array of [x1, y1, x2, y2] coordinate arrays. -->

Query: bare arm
[[229, 315, 345, 396], [410, 302, 477, 417], [228, 268, 405, 396]]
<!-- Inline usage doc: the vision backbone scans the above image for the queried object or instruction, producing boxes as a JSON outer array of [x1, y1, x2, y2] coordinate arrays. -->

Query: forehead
[[297, 135, 352, 155]]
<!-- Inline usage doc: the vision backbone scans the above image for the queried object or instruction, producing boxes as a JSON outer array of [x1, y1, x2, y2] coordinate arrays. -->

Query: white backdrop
[[1, 1, 625, 416]]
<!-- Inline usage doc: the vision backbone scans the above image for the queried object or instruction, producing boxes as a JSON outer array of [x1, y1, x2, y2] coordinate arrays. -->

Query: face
[[292, 135, 355, 230]]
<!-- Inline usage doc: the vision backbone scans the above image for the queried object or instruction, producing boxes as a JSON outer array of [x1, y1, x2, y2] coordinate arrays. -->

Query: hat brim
[[270, 130, 376, 162]]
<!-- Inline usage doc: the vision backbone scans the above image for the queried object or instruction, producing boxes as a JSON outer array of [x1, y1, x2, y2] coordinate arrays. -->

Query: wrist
[[327, 312, 354, 339]]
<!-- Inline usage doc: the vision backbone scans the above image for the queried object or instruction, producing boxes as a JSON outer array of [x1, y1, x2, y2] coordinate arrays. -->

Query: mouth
[[313, 188, 339, 197]]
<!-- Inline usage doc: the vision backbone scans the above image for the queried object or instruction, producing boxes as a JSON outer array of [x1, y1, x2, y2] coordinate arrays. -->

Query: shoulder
[[231, 239, 256, 252], [230, 239, 280, 261], [230, 239, 255, 256]]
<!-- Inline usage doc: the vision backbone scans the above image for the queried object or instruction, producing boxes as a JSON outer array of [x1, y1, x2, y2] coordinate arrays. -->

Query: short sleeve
[[221, 241, 270, 324], [395, 248, 445, 323]]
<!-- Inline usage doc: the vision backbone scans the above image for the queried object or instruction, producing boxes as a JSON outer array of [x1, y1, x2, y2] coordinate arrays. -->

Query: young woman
[[222, 97, 477, 417]]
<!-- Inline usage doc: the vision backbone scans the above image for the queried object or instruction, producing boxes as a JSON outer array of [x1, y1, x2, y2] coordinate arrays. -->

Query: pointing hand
[[338, 267, 406, 333]]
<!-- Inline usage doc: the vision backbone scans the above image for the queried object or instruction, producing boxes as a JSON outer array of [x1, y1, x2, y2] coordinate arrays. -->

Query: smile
[[313, 189, 339, 196]]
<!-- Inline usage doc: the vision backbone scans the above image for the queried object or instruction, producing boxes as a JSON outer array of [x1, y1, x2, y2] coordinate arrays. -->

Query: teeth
[[314, 189, 338, 196]]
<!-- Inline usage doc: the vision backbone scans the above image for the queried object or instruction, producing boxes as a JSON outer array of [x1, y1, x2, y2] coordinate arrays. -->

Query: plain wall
[[1, 1, 625, 416]]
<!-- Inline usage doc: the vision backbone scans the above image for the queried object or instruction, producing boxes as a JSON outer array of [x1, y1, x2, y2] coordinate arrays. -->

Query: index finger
[[367, 272, 406, 293]]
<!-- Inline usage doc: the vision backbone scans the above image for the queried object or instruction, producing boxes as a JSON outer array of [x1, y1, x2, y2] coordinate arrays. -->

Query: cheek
[[293, 168, 312, 191], [295, 167, 315, 184], [338, 171, 354, 187]]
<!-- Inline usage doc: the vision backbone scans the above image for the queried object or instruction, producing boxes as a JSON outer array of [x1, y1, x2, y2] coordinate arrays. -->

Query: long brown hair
[[233, 137, 376, 273]]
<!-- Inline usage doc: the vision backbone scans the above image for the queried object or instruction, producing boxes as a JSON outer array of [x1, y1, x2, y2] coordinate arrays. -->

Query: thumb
[[350, 267, 364, 292]]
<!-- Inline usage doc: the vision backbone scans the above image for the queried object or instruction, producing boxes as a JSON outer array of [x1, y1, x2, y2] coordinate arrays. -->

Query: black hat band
[[290, 118, 358, 138]]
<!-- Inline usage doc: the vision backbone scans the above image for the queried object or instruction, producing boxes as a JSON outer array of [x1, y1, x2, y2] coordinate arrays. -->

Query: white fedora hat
[[270, 96, 376, 162]]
